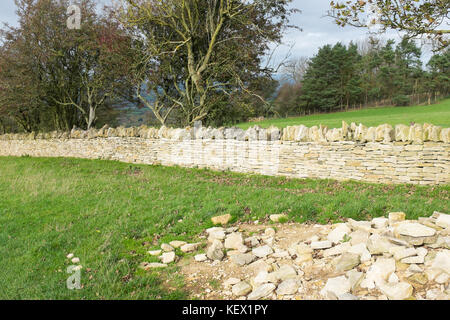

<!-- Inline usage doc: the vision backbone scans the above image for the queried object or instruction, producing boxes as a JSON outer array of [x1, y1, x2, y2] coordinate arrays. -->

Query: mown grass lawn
[[0, 156, 448, 299], [236, 99, 450, 130]]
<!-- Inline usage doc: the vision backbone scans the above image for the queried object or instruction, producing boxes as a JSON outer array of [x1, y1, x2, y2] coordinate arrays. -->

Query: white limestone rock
[[248, 284, 276, 300], [320, 276, 351, 297], [327, 223, 351, 244], [207, 239, 224, 261], [194, 254, 207, 262], [349, 230, 370, 246], [160, 251, 176, 264], [252, 245, 274, 258], [180, 243, 200, 253], [347, 243, 371, 263], [310, 240, 332, 250], [378, 282, 413, 300], [232, 281, 252, 296], [230, 253, 256, 266], [161, 243, 174, 252], [335, 252, 361, 272], [323, 242, 352, 257], [435, 212, 450, 229], [148, 250, 162, 256], [430, 251, 450, 275], [224, 232, 244, 250], [395, 222, 436, 238], [267, 264, 297, 282], [269, 214, 288, 222], [361, 258, 396, 289], [372, 217, 389, 229], [276, 279, 300, 295], [169, 240, 187, 248]]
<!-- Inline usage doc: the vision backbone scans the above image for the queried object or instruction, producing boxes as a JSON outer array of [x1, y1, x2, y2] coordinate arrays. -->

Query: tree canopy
[[328, 0, 450, 51], [117, 0, 297, 126]]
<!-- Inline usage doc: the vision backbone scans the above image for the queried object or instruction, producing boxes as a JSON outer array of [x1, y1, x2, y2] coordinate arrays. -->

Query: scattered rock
[[207, 240, 224, 261], [346, 269, 364, 291], [169, 240, 187, 248], [372, 217, 389, 229], [177, 211, 449, 300], [252, 245, 274, 258], [395, 222, 436, 238], [268, 265, 297, 282], [148, 250, 162, 256], [264, 228, 276, 237], [367, 234, 397, 254], [71, 257, 80, 264], [337, 293, 359, 300], [327, 223, 351, 244], [335, 253, 361, 272], [269, 214, 288, 223], [211, 214, 232, 225], [248, 284, 276, 300], [378, 282, 413, 300], [361, 258, 396, 289], [349, 230, 370, 246], [430, 251, 450, 275], [224, 233, 244, 250], [389, 212, 406, 225], [224, 278, 241, 287], [180, 243, 200, 253], [435, 212, 450, 229], [311, 241, 332, 250], [244, 236, 259, 248], [320, 276, 351, 297], [208, 230, 226, 241], [194, 254, 207, 262], [276, 279, 300, 295], [323, 242, 351, 257], [347, 243, 371, 263], [232, 281, 252, 296], [161, 243, 174, 252], [407, 273, 428, 287], [230, 253, 256, 266], [160, 251, 176, 264]]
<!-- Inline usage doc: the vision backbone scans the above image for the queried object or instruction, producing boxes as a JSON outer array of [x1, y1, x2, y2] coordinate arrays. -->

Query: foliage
[[328, 0, 450, 51], [118, 0, 297, 126], [0, 0, 134, 132], [272, 37, 449, 117]]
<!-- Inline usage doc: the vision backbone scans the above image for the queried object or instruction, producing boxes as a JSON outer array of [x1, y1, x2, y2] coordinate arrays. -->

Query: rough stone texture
[[320, 276, 351, 297], [248, 283, 276, 300], [207, 240, 224, 261], [211, 214, 232, 225], [232, 281, 252, 296], [176, 210, 449, 300], [1, 123, 448, 185], [378, 282, 413, 300]]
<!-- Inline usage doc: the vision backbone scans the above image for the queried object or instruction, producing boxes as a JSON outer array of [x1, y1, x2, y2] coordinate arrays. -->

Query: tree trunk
[[87, 106, 96, 130]]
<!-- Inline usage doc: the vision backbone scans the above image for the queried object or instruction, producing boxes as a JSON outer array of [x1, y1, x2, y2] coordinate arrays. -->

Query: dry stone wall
[[0, 122, 449, 185]]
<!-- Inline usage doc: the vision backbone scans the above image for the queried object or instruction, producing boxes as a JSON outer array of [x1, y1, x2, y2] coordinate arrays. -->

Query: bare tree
[[282, 56, 310, 84]]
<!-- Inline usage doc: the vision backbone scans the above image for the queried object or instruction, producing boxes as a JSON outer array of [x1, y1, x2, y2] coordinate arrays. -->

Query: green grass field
[[0, 157, 448, 299], [237, 99, 450, 130]]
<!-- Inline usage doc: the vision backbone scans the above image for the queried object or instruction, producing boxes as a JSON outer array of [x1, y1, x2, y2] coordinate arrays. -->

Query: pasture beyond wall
[[0, 122, 449, 185]]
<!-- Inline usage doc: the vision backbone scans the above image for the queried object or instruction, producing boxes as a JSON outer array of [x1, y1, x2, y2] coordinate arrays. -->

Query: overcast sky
[[0, 0, 432, 68]]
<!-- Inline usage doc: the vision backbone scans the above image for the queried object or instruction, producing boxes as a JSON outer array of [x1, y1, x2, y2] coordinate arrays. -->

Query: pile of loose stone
[[141, 212, 450, 300]]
